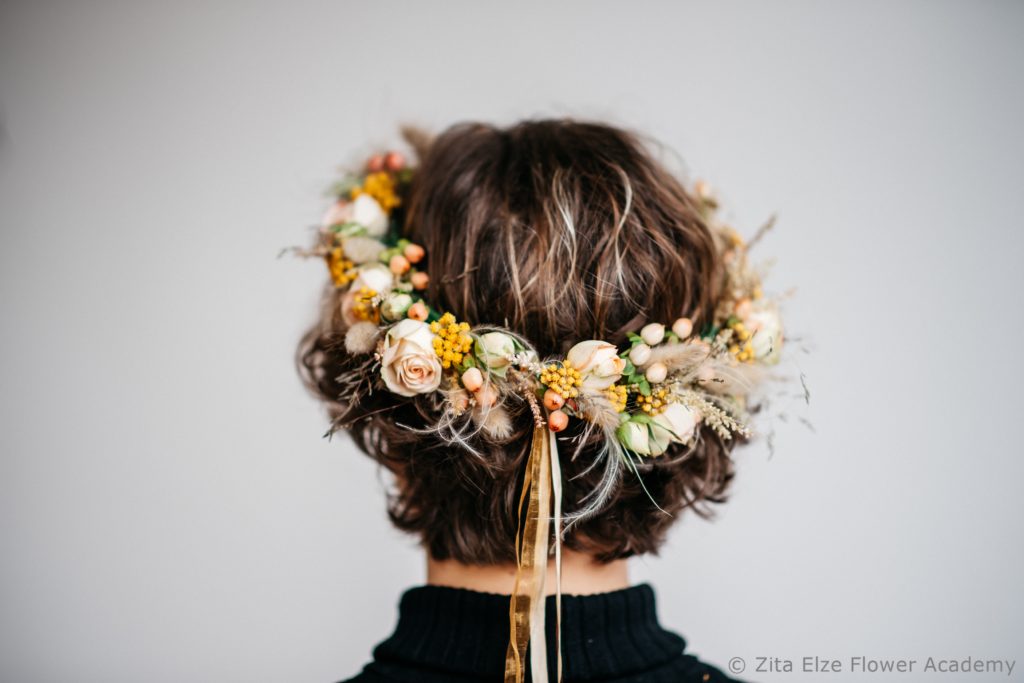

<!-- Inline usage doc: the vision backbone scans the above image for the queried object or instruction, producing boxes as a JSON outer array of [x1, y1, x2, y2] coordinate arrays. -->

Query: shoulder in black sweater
[[338, 584, 748, 683]]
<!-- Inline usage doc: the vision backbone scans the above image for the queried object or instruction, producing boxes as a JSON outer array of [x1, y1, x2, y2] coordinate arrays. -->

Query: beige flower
[[566, 340, 626, 390], [380, 319, 442, 397], [341, 236, 386, 264]]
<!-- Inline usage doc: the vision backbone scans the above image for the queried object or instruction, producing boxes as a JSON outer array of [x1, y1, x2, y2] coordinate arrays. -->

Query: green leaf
[[638, 380, 651, 396], [332, 221, 367, 237]]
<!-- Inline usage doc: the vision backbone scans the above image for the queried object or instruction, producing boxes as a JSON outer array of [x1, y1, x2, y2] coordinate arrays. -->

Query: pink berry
[[404, 243, 425, 264], [543, 389, 565, 411], [410, 271, 429, 290], [389, 254, 410, 275], [548, 410, 569, 432], [384, 151, 405, 171], [461, 367, 484, 393]]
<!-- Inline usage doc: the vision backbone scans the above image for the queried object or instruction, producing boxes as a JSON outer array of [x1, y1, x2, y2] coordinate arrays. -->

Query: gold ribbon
[[504, 427, 563, 683]]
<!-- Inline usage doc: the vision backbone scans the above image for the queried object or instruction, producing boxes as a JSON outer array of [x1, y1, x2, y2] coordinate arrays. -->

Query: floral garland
[[295, 151, 783, 461], [292, 149, 784, 683]]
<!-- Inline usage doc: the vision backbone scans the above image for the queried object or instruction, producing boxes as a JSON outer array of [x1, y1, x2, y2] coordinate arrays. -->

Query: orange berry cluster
[[430, 313, 472, 369], [604, 384, 628, 412], [540, 362, 581, 400], [326, 247, 356, 287]]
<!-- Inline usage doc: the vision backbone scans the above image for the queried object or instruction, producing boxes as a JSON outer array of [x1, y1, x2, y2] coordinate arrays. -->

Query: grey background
[[1, 1, 1022, 682]]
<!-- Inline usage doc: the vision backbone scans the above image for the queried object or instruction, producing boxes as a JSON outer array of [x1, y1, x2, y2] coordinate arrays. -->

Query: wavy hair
[[297, 120, 738, 564]]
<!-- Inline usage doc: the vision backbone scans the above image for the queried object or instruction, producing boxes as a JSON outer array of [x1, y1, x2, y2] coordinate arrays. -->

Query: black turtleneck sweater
[[339, 583, 746, 683]]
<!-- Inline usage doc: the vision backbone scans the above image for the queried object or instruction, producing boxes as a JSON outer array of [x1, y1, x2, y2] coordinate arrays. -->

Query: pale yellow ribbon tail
[[503, 426, 563, 683]]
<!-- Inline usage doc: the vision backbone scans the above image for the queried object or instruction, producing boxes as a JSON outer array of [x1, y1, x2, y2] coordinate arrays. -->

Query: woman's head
[[299, 119, 738, 564]]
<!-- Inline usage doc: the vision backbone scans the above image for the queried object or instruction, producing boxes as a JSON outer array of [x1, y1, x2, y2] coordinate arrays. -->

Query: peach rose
[[380, 319, 442, 397], [566, 340, 626, 390]]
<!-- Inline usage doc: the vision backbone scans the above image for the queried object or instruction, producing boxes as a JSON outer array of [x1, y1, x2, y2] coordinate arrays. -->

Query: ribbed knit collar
[[369, 583, 689, 681]]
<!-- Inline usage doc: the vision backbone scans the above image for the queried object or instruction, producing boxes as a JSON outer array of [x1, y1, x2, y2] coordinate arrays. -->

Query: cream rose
[[619, 403, 701, 456], [650, 403, 701, 445], [380, 319, 442, 397], [476, 332, 517, 375], [379, 293, 413, 322], [349, 193, 389, 237], [566, 340, 626, 390]]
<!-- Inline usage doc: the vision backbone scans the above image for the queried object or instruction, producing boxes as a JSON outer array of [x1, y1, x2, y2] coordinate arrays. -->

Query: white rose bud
[[640, 323, 666, 346], [650, 402, 701, 445], [476, 332, 517, 375], [628, 343, 652, 366], [380, 293, 413, 322], [566, 340, 627, 390], [379, 319, 442, 397], [645, 362, 668, 384], [617, 420, 653, 456]]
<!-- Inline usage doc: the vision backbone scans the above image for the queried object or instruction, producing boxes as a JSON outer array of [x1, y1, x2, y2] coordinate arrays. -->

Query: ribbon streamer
[[549, 428, 563, 683], [504, 426, 563, 683]]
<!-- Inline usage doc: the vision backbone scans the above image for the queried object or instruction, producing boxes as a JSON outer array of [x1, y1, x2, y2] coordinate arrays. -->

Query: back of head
[[299, 119, 738, 564]]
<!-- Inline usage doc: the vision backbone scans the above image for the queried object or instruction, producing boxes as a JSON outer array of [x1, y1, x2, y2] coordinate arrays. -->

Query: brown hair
[[298, 119, 737, 564]]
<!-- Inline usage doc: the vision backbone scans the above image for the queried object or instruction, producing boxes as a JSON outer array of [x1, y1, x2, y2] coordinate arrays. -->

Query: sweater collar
[[371, 583, 686, 680]]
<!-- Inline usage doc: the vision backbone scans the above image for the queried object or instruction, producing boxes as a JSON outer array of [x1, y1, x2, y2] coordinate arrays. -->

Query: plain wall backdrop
[[1, 1, 1022, 682]]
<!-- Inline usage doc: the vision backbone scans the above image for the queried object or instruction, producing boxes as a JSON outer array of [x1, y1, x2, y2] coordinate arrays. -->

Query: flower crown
[[292, 149, 784, 683], [297, 152, 782, 456]]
